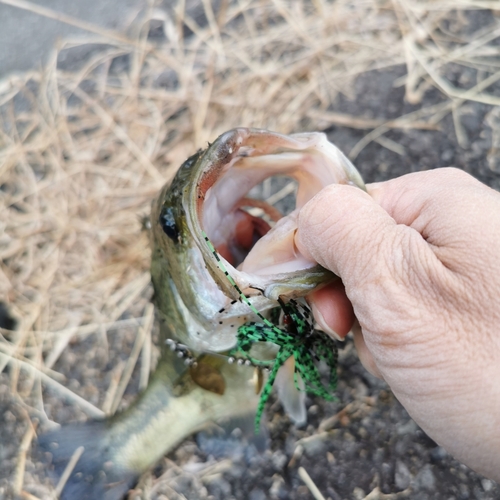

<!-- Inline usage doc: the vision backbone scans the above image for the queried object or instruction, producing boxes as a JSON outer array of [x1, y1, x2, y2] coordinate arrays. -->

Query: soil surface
[[2, 24, 500, 500]]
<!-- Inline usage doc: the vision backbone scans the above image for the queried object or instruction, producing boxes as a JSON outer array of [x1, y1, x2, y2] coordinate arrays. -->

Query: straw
[[1, 0, 499, 497]]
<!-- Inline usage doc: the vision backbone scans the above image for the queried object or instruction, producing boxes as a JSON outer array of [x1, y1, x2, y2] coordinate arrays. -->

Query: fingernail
[[311, 304, 344, 342]]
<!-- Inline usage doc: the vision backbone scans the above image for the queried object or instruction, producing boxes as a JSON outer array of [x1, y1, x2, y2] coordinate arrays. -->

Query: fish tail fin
[[38, 420, 137, 500]]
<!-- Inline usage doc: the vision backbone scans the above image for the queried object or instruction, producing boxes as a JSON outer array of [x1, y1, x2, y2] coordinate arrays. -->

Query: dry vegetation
[[0, 0, 499, 498]]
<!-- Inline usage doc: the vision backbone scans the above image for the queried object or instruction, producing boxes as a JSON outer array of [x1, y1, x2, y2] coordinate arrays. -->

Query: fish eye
[[159, 206, 179, 241]]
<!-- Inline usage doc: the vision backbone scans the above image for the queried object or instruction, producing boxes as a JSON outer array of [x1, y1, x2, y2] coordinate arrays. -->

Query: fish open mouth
[[153, 128, 365, 352], [194, 128, 365, 281]]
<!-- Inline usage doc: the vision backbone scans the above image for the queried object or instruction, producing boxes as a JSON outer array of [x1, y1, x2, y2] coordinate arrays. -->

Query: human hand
[[295, 167, 500, 481]]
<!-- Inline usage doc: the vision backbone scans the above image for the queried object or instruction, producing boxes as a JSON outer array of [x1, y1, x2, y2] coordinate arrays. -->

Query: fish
[[38, 128, 365, 500]]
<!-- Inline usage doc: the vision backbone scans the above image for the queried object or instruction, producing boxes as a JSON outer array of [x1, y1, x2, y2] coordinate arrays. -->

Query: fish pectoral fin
[[275, 357, 307, 425], [190, 360, 226, 395]]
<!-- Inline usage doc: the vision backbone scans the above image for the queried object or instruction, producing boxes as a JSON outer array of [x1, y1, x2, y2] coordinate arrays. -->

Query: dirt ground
[[1, 2, 500, 500]]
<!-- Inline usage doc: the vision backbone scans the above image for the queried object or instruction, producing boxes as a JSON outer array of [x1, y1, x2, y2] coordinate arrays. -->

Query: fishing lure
[[203, 232, 338, 432]]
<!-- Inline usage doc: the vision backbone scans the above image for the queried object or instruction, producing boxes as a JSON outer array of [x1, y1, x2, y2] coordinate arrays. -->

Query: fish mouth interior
[[201, 130, 361, 277], [210, 175, 298, 267]]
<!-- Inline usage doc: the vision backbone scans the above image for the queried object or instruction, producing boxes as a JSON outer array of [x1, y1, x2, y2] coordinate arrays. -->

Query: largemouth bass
[[39, 128, 365, 500]]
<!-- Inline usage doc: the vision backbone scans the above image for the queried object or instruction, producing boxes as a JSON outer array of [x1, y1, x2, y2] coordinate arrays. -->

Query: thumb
[[295, 184, 436, 329], [296, 184, 408, 286]]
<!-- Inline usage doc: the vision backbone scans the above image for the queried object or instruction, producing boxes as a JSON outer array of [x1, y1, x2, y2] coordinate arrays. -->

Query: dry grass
[[0, 0, 500, 497]]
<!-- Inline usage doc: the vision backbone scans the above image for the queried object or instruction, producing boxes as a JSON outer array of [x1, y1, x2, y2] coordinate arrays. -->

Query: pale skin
[[294, 167, 500, 482]]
